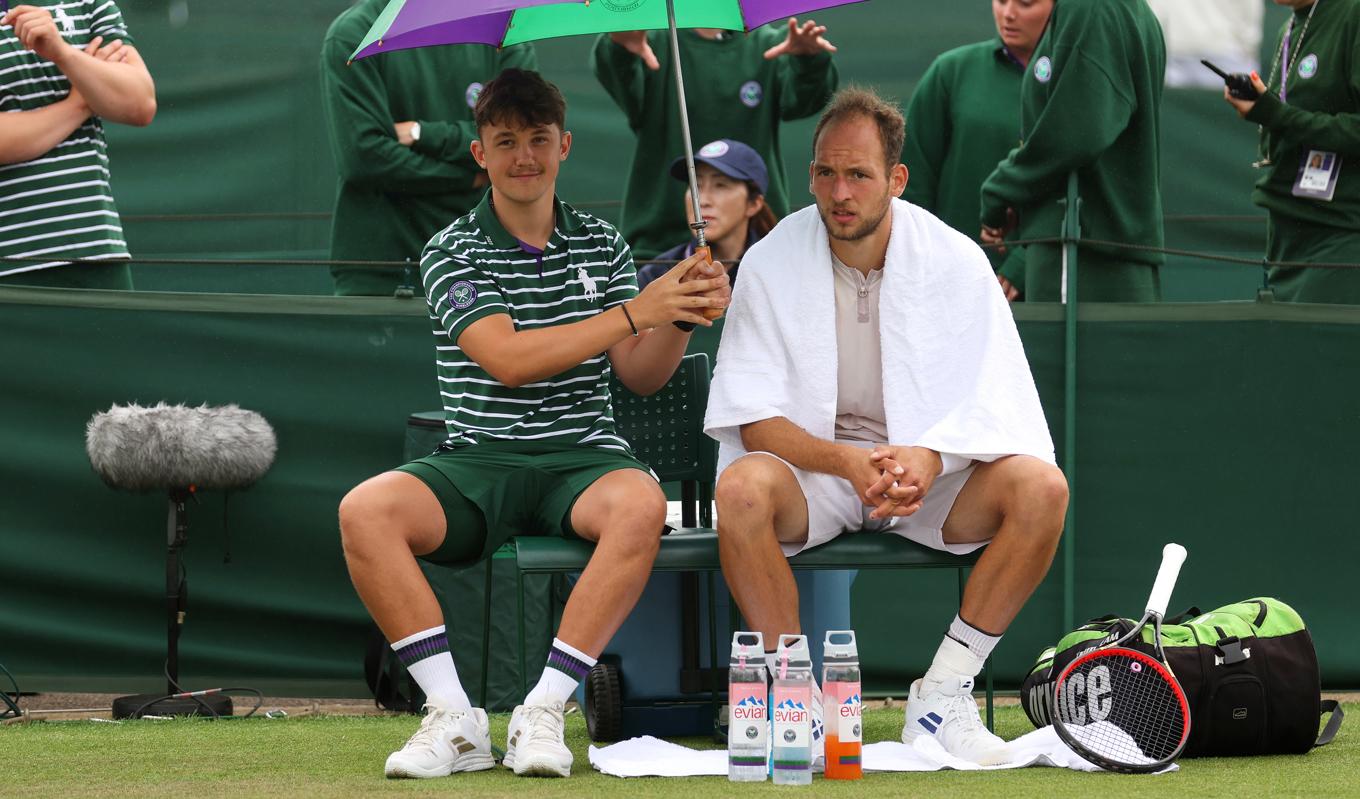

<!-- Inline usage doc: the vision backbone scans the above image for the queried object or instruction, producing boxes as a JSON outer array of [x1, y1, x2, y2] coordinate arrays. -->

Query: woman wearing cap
[[636, 139, 780, 290]]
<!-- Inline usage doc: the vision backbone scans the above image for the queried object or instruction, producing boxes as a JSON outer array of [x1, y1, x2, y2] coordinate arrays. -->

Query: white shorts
[[735, 443, 989, 558]]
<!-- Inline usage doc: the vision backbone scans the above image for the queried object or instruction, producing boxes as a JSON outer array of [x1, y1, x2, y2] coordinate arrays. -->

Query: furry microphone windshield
[[85, 403, 277, 493]]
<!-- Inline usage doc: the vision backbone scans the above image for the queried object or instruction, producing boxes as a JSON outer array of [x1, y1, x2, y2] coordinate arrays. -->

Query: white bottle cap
[[774, 634, 811, 669], [730, 631, 765, 666], [824, 629, 858, 661]]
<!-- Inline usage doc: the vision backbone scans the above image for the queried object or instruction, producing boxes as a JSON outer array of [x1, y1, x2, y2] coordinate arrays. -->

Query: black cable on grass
[[129, 661, 264, 721]]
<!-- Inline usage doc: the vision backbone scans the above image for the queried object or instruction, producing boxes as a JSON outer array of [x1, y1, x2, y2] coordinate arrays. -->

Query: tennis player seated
[[705, 87, 1067, 766], [338, 69, 729, 780]]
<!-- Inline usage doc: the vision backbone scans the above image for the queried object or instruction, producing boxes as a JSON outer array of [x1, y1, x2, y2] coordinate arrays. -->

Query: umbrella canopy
[[350, 0, 864, 60], [349, 0, 862, 256]]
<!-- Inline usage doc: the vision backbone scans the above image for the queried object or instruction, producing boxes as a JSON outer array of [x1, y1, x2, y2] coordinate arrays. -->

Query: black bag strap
[[1164, 606, 1204, 625], [1315, 700, 1344, 748]]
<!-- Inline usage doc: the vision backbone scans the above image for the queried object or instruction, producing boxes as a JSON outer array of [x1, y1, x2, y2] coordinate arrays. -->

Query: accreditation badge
[[1293, 150, 1341, 201]]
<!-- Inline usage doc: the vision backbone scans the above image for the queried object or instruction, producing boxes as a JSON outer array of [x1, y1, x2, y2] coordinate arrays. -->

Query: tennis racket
[[1052, 543, 1192, 773]]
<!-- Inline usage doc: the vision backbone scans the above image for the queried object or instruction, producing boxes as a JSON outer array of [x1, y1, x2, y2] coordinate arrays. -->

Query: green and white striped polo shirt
[[420, 191, 640, 453], [0, 0, 131, 277]]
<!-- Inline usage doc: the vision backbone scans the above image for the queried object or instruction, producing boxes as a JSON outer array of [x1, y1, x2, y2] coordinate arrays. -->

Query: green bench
[[499, 353, 995, 735]]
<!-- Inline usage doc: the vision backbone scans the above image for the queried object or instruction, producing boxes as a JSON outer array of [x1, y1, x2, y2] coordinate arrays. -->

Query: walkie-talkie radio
[[1201, 59, 1261, 101]]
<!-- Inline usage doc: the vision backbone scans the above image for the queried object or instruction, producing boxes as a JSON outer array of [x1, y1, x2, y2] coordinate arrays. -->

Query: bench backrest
[[610, 353, 715, 526]]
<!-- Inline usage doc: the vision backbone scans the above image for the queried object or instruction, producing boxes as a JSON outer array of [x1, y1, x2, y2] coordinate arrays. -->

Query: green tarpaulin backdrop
[[3, 288, 1357, 696]]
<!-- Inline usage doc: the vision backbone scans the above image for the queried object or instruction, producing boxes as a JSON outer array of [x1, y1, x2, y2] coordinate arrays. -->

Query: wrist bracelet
[[621, 303, 639, 336]]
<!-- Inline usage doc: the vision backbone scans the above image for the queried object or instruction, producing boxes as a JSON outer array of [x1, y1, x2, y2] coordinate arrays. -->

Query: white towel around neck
[[704, 199, 1055, 474]]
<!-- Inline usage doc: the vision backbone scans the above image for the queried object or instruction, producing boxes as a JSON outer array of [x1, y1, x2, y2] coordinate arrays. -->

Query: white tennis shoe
[[901, 676, 1010, 766], [504, 702, 573, 777], [384, 705, 495, 778]]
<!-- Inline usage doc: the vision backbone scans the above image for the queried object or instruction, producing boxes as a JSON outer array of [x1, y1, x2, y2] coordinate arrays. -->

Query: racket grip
[[1145, 543, 1188, 617]]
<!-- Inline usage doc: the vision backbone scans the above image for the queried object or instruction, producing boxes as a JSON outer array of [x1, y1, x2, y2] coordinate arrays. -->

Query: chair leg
[[517, 565, 528, 701], [706, 571, 720, 736], [985, 658, 995, 732], [480, 558, 493, 709]]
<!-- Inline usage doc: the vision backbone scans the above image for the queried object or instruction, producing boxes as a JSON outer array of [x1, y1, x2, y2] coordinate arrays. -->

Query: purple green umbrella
[[350, 0, 864, 253]]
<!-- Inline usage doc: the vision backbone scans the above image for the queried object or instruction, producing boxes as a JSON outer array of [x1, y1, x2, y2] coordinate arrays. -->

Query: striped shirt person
[[1, 1, 155, 288]]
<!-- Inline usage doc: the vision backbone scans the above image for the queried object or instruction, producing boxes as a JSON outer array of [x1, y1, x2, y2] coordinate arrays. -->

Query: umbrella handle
[[690, 245, 723, 321]]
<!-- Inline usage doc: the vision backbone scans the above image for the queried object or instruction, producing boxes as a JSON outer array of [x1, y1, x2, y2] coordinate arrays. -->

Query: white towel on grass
[[587, 727, 1177, 777], [703, 200, 1054, 474]]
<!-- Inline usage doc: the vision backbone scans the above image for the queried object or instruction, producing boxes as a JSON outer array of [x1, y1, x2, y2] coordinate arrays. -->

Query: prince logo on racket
[[1060, 665, 1112, 724]]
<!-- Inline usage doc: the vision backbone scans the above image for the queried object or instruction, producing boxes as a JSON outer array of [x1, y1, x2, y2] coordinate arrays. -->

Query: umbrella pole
[[666, 0, 708, 251]]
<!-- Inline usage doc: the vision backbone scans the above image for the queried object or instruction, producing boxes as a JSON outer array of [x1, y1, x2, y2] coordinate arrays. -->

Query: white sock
[[524, 638, 597, 706], [764, 651, 779, 678], [391, 625, 472, 712], [921, 616, 1000, 694]]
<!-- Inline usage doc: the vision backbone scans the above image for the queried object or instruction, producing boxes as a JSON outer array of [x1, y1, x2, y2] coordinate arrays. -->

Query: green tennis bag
[[1021, 597, 1343, 757]]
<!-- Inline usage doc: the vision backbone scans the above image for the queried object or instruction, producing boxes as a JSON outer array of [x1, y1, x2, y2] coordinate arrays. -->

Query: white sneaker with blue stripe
[[901, 677, 1009, 766]]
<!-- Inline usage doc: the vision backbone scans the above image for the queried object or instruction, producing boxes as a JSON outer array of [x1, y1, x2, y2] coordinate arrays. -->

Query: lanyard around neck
[[1277, 0, 1321, 103]]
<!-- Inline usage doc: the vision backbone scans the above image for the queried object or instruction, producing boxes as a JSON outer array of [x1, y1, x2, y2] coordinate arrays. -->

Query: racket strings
[[1056, 652, 1187, 766]]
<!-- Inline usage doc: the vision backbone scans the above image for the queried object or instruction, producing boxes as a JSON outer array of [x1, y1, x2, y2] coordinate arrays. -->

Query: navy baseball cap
[[669, 139, 769, 196]]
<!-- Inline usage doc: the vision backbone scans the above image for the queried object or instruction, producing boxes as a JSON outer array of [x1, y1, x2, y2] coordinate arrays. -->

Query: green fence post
[[1061, 172, 1081, 632]]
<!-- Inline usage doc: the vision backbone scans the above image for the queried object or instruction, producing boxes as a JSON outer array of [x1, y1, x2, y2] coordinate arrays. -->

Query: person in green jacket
[[592, 18, 838, 259], [903, 0, 1054, 302], [1223, 0, 1360, 304], [320, 0, 535, 296], [980, 0, 1166, 302]]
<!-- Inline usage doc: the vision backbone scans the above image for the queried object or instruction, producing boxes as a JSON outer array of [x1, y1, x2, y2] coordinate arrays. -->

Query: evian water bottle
[[727, 631, 768, 781], [822, 630, 862, 780], [771, 634, 813, 785]]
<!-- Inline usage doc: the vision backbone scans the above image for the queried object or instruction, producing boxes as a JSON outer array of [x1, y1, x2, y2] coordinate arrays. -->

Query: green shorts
[[397, 440, 653, 567]]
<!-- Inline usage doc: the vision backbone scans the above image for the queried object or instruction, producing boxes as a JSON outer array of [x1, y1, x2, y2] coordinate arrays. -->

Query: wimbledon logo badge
[[1299, 54, 1319, 79], [699, 140, 730, 158], [1034, 56, 1053, 83], [466, 82, 484, 108], [740, 80, 764, 108], [602, 0, 646, 11], [448, 281, 477, 310]]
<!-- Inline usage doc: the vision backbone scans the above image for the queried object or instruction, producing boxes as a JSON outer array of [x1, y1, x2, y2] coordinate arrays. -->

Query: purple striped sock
[[546, 643, 593, 681], [394, 630, 449, 669]]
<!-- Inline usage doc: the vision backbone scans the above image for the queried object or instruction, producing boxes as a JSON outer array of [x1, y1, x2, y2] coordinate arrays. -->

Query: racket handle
[[1145, 543, 1188, 618]]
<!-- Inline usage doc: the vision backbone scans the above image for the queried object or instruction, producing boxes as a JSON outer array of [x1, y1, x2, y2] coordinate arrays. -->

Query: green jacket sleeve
[[901, 60, 950, 211], [1246, 56, 1360, 158], [591, 34, 648, 131], [777, 51, 838, 121], [412, 44, 538, 164], [319, 33, 480, 195], [979, 10, 1136, 227]]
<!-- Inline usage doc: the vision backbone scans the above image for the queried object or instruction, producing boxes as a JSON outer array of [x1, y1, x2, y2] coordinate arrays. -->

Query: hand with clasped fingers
[[838, 445, 944, 521]]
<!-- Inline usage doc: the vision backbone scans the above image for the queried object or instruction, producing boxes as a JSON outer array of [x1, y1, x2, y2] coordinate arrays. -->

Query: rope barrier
[[3, 234, 1357, 270]]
